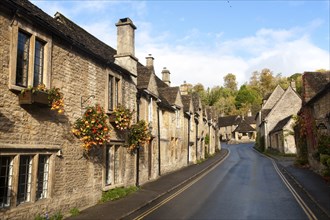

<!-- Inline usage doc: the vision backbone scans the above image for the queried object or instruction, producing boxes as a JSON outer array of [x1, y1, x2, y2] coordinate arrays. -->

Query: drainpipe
[[195, 118, 198, 161], [136, 92, 141, 187], [157, 105, 161, 176], [208, 123, 211, 155], [187, 113, 191, 165]]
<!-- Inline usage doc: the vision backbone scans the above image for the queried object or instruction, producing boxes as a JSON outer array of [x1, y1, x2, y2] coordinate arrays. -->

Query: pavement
[[271, 154, 330, 219], [67, 145, 330, 220]]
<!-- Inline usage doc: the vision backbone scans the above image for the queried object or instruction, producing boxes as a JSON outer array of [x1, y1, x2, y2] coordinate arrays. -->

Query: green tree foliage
[[235, 85, 262, 115], [191, 68, 302, 117], [223, 73, 238, 91]]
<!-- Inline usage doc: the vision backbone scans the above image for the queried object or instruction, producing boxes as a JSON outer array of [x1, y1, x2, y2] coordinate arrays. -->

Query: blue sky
[[31, 0, 330, 88]]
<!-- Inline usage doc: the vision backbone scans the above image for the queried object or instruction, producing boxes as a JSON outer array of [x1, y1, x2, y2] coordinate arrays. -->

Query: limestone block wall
[[266, 88, 302, 146], [0, 10, 137, 218]]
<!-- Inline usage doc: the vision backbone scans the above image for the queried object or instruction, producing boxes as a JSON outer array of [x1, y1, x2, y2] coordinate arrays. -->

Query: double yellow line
[[271, 159, 317, 220], [134, 151, 230, 220], [254, 148, 317, 220]]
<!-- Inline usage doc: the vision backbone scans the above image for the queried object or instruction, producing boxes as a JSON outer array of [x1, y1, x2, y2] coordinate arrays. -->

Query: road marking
[[133, 150, 231, 220], [253, 148, 317, 220]]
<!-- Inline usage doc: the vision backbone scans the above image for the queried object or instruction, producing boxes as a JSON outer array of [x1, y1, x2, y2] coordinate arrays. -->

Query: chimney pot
[[162, 67, 171, 86]]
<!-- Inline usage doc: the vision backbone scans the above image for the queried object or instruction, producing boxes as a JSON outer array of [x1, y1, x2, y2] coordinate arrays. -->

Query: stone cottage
[[269, 115, 296, 154], [218, 113, 256, 143], [297, 71, 330, 171], [0, 0, 140, 218], [257, 83, 302, 152]]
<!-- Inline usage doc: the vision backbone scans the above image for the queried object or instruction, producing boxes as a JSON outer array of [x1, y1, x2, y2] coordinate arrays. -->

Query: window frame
[[0, 153, 54, 209], [103, 144, 124, 190], [106, 72, 122, 112], [9, 23, 52, 91]]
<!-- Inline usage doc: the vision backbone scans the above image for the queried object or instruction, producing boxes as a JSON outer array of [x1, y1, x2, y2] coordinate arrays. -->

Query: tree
[[259, 68, 276, 96], [223, 73, 237, 91], [235, 85, 261, 115], [204, 86, 221, 106]]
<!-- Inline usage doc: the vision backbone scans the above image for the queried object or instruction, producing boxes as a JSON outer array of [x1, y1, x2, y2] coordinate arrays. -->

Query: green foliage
[[50, 212, 63, 220], [223, 73, 238, 91], [70, 208, 80, 217], [100, 186, 138, 203], [255, 132, 265, 152], [34, 212, 63, 220], [318, 135, 330, 155], [320, 154, 330, 167], [205, 134, 210, 145], [190, 68, 303, 117], [235, 85, 261, 111]]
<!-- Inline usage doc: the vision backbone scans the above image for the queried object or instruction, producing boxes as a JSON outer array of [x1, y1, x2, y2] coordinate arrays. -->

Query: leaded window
[[16, 31, 30, 87], [36, 155, 49, 200], [0, 156, 13, 208], [17, 155, 32, 204]]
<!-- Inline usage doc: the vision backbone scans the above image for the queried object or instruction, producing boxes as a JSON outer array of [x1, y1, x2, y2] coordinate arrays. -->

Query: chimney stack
[[146, 54, 154, 71], [115, 18, 138, 77], [162, 67, 171, 86], [180, 81, 189, 95]]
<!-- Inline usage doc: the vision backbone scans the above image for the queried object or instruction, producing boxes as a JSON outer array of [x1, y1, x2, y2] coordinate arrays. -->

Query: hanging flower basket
[[111, 105, 134, 131], [127, 120, 151, 153], [72, 104, 111, 151]]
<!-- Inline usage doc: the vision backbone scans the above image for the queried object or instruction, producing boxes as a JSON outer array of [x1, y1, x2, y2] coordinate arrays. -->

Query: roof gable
[[262, 85, 285, 110], [265, 86, 302, 121], [181, 95, 194, 114], [270, 115, 293, 133], [218, 115, 240, 127], [233, 119, 255, 133]]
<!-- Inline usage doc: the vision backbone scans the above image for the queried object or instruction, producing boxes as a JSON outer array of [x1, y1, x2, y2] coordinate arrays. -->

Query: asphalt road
[[133, 143, 310, 220]]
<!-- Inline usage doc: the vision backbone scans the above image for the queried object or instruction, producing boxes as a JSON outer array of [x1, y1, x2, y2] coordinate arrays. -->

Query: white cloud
[[136, 25, 329, 88], [31, 1, 330, 89]]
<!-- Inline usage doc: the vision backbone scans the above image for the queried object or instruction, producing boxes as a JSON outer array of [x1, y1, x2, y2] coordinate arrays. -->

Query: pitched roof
[[218, 115, 240, 127], [261, 109, 271, 121], [3, 0, 133, 79], [192, 93, 202, 112], [245, 116, 256, 125], [270, 115, 292, 133], [137, 63, 152, 89], [302, 71, 330, 104], [233, 119, 255, 133], [181, 95, 193, 113]]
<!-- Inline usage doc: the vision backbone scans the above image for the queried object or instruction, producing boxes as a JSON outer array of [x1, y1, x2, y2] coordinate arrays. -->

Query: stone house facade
[[298, 71, 330, 171], [0, 1, 219, 219], [0, 0, 140, 218], [257, 83, 302, 153], [269, 116, 296, 154]]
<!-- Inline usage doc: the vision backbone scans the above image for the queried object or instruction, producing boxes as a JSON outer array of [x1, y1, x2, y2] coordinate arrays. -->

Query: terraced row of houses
[[0, 0, 220, 219]]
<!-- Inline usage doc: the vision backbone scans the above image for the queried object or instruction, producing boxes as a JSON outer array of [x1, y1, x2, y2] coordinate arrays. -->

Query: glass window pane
[[108, 76, 114, 111], [33, 40, 44, 87], [16, 31, 30, 87], [17, 155, 32, 204], [105, 146, 111, 185], [36, 155, 49, 200], [0, 156, 13, 208]]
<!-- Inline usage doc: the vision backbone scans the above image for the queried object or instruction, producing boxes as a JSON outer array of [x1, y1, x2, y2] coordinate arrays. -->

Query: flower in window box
[[72, 104, 111, 151], [112, 105, 133, 131], [19, 84, 64, 114]]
